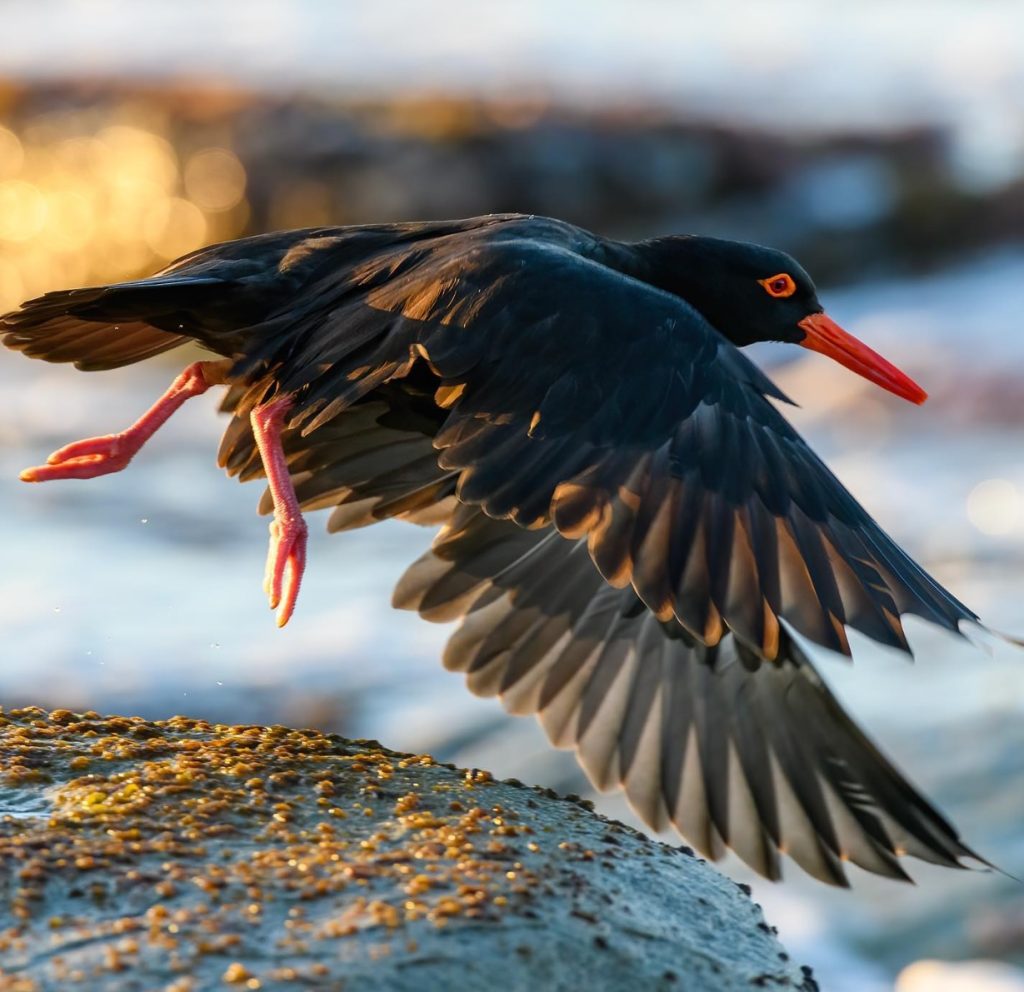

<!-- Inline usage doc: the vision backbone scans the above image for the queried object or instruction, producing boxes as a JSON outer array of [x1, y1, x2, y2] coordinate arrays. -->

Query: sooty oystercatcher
[[3, 214, 994, 884]]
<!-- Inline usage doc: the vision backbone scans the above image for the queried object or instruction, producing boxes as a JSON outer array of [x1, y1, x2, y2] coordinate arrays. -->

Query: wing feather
[[395, 506, 983, 884]]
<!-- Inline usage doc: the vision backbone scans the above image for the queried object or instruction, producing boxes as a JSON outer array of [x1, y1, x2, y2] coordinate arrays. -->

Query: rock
[[0, 707, 814, 991]]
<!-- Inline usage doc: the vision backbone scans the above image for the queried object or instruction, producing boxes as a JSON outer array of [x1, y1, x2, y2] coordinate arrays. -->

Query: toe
[[47, 433, 123, 465], [275, 535, 307, 627], [21, 456, 109, 482]]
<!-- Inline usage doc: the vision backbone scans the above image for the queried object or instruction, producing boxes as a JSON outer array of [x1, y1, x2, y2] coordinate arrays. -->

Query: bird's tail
[[0, 272, 207, 370], [0, 227, 347, 371], [393, 503, 986, 886]]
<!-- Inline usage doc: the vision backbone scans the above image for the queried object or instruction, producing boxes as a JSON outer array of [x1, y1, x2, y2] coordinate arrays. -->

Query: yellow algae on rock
[[0, 707, 814, 991]]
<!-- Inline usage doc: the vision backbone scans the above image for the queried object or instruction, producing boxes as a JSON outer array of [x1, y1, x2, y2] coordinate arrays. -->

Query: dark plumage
[[3, 213, 987, 884]]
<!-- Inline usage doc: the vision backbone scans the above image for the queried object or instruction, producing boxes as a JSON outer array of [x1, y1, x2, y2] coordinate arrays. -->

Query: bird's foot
[[19, 359, 230, 484], [20, 432, 136, 482], [250, 394, 306, 628], [263, 513, 308, 627]]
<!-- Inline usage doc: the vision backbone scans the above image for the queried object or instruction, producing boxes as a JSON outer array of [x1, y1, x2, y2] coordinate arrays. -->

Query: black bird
[[3, 214, 988, 884]]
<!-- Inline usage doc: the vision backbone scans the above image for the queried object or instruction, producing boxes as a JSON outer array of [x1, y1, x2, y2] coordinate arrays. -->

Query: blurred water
[[5, 1, 1024, 141], [2, 253, 1024, 986]]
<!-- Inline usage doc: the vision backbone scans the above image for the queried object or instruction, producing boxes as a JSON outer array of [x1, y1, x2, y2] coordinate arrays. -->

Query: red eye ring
[[759, 273, 797, 298]]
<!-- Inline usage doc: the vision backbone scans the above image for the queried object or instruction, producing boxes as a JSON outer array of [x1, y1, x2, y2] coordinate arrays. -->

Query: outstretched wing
[[226, 221, 974, 661], [394, 505, 981, 885]]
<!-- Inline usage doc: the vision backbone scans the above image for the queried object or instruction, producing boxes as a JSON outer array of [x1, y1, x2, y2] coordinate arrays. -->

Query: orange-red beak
[[797, 312, 927, 405]]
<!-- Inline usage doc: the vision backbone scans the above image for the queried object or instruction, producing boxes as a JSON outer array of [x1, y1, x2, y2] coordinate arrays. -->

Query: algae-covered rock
[[0, 707, 814, 991]]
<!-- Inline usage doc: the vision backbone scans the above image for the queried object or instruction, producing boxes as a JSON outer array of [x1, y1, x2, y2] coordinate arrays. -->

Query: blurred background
[[1, 2, 1023, 989]]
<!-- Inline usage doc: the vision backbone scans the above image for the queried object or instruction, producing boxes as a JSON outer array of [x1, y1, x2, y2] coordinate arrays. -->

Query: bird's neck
[[623, 236, 748, 336], [629, 236, 721, 299]]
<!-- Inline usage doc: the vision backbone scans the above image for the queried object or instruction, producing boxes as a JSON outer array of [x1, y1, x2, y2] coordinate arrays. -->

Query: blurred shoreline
[[0, 78, 1023, 316], [3, 1, 1023, 132]]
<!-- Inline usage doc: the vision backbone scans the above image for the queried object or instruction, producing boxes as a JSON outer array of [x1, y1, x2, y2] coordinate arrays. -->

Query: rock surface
[[0, 707, 814, 991]]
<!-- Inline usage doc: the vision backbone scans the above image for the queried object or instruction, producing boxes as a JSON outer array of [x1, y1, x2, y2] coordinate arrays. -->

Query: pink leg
[[251, 396, 307, 628], [20, 360, 231, 483]]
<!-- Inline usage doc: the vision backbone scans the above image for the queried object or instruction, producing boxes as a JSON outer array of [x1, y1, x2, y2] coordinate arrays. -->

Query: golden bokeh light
[[143, 196, 208, 260], [42, 189, 95, 251], [0, 125, 25, 178], [0, 179, 48, 241], [184, 147, 247, 212], [0, 110, 252, 311], [0, 267, 23, 308], [100, 125, 179, 194]]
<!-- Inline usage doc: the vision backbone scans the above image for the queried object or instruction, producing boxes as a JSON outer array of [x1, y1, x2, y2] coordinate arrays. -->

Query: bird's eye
[[759, 273, 797, 298]]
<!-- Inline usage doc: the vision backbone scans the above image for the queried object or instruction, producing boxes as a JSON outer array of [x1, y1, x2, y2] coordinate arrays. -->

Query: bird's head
[[646, 236, 927, 404]]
